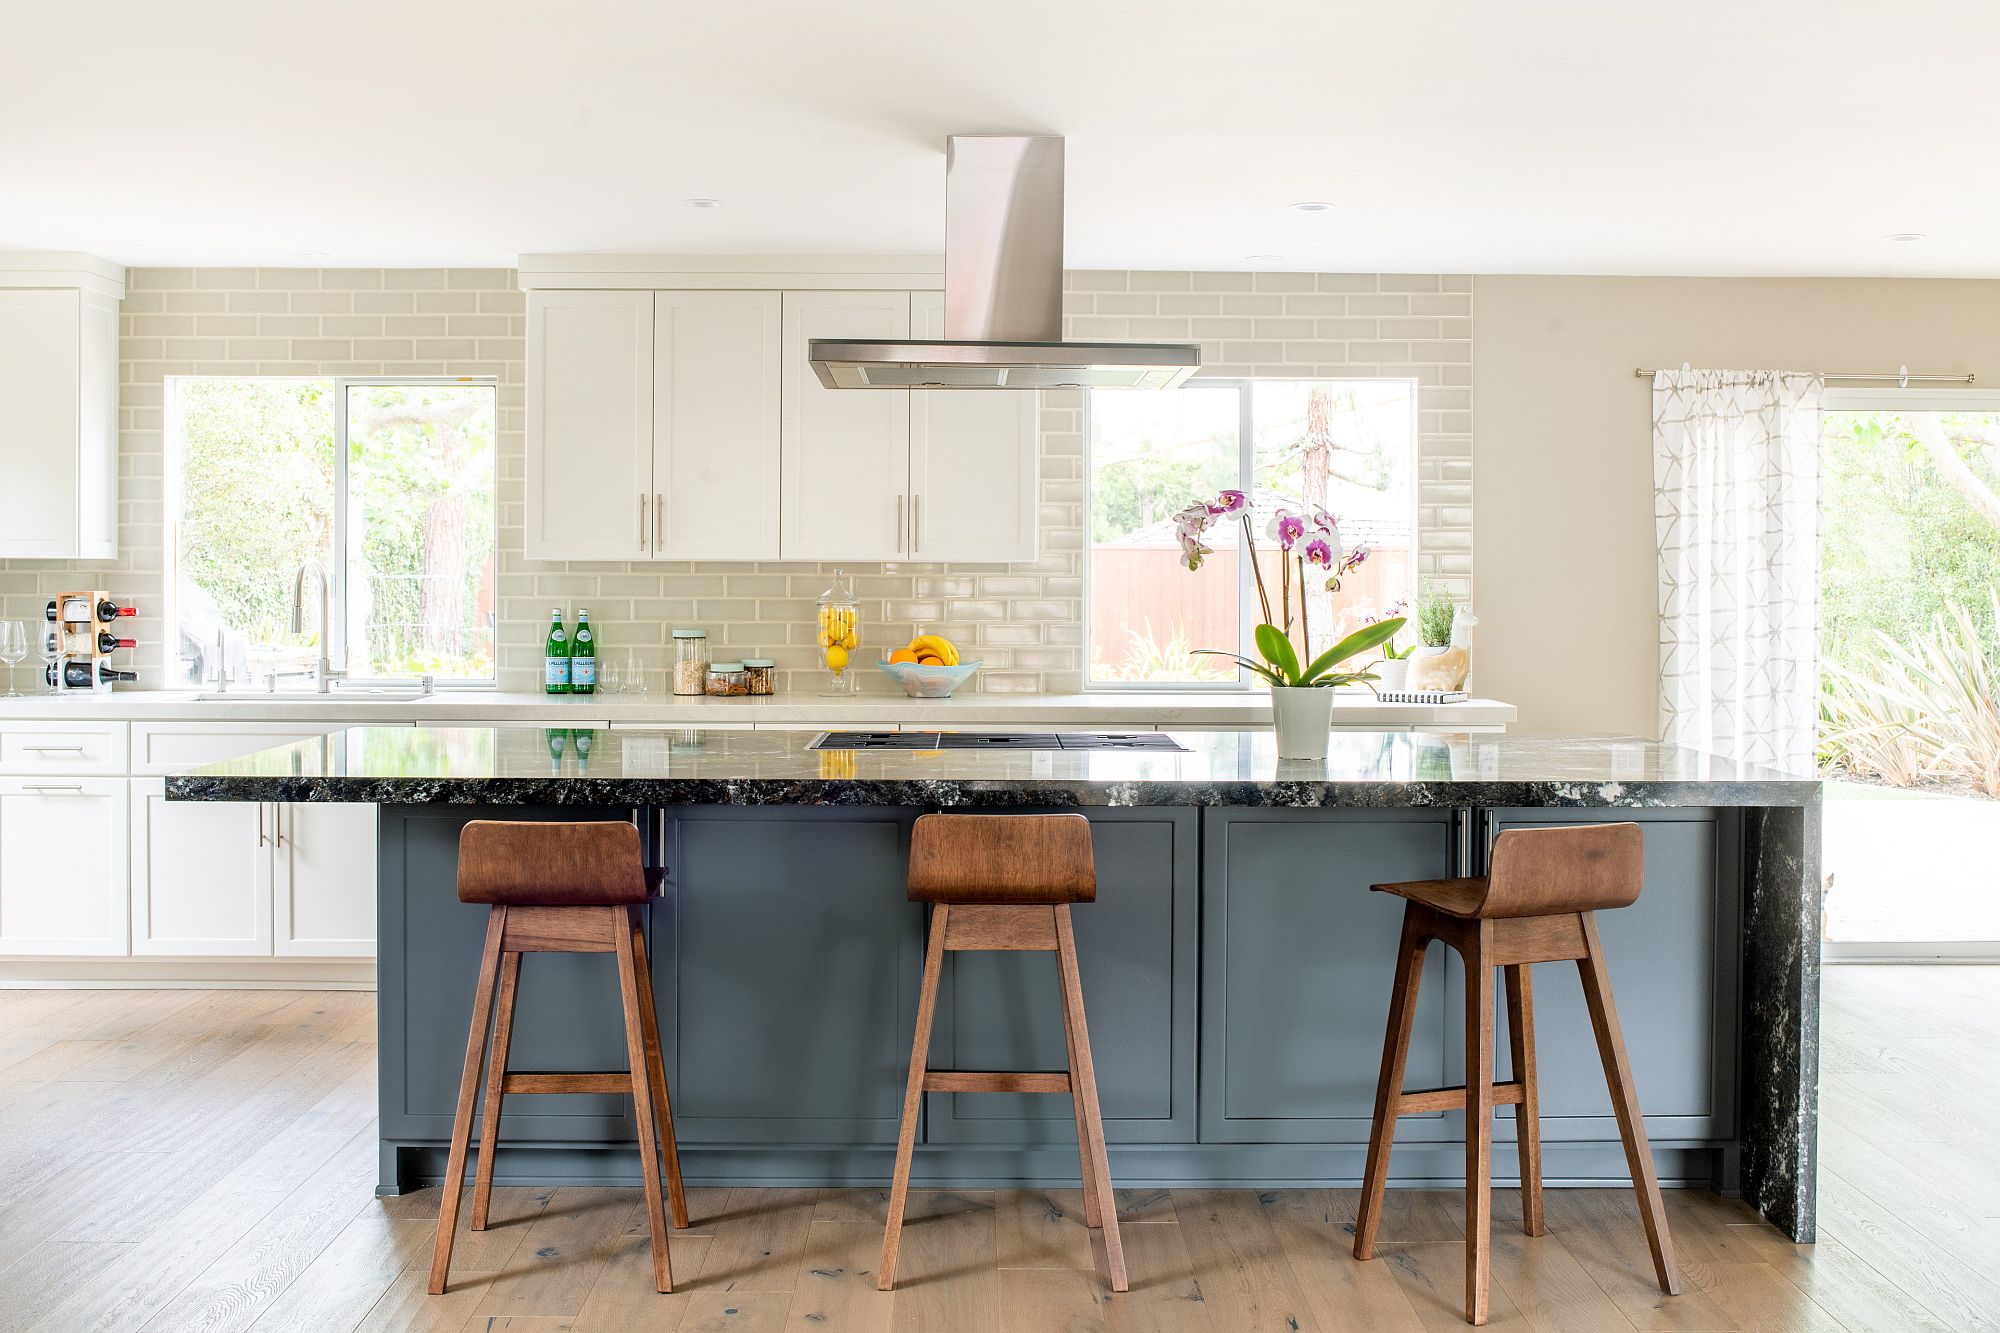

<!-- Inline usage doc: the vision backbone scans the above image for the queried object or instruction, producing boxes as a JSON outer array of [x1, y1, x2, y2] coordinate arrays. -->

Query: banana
[[907, 634, 960, 667]]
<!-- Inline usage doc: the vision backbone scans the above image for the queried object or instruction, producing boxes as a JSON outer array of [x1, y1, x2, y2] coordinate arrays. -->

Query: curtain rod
[[1634, 366, 1974, 386]]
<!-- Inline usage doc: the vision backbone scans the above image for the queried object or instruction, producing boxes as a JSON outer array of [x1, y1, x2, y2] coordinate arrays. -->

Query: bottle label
[[571, 656, 595, 687], [545, 656, 570, 687]]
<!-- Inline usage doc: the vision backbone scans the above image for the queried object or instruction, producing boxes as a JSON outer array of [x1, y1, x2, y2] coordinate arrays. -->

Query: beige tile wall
[[0, 267, 1471, 694]]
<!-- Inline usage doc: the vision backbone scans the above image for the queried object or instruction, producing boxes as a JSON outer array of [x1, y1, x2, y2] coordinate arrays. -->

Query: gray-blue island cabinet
[[164, 726, 1818, 1241]]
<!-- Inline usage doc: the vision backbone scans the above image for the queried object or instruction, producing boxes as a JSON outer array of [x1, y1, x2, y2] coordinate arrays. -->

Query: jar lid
[[708, 661, 745, 672], [672, 628, 707, 639], [741, 658, 776, 668]]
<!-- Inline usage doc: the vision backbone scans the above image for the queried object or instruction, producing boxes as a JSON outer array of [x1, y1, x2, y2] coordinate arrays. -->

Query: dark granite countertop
[[164, 726, 1818, 808]]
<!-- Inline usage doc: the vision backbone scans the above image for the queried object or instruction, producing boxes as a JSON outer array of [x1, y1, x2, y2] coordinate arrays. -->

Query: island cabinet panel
[[1474, 808, 1740, 1144], [1199, 809, 1459, 1144], [654, 808, 923, 1145], [378, 805, 654, 1146], [924, 809, 1198, 1146]]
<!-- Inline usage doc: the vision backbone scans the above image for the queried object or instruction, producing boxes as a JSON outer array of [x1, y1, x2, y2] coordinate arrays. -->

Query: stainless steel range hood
[[809, 136, 1199, 390]]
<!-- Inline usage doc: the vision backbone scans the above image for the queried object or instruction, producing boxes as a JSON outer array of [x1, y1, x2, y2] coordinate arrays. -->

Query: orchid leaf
[[1189, 648, 1284, 686], [1253, 623, 1301, 684], [1298, 617, 1405, 684]]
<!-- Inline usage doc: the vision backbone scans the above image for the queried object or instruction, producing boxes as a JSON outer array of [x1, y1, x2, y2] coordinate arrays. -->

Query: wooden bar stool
[[428, 820, 690, 1296], [879, 813, 1128, 1292], [1352, 822, 1680, 1326]]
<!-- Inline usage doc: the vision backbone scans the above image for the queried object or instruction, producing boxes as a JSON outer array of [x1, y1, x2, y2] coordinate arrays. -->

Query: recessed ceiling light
[[1290, 201, 1335, 213], [1244, 253, 1286, 263], [1885, 233, 1927, 243], [685, 197, 725, 209]]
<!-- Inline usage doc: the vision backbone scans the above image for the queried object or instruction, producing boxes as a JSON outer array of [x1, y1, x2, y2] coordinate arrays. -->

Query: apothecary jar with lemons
[[814, 568, 861, 696]]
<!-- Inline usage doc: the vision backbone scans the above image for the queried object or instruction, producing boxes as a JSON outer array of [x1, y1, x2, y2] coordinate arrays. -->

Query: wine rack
[[46, 590, 137, 691]]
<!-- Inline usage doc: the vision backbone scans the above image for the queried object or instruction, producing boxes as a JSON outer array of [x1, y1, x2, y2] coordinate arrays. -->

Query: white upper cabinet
[[0, 255, 123, 560], [908, 291, 1040, 563], [780, 291, 912, 561], [654, 291, 782, 559], [526, 290, 653, 560]]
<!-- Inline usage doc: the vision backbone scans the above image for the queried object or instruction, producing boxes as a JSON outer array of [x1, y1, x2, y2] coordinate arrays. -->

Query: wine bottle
[[96, 600, 135, 623], [48, 661, 138, 688], [570, 610, 596, 695], [95, 633, 136, 653], [543, 609, 571, 695]]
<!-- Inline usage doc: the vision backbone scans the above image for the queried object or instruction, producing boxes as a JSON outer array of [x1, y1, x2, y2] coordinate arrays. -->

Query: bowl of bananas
[[879, 634, 979, 698]]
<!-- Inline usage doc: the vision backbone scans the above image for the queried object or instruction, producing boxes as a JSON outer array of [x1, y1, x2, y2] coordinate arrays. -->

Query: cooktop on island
[[808, 730, 1190, 753]]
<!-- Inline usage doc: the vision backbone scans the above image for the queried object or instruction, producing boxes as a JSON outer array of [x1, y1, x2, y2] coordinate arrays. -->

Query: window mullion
[[331, 379, 351, 673], [1236, 382, 1256, 680]]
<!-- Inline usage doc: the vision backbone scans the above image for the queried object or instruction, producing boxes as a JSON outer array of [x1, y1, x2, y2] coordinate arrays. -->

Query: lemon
[[841, 631, 858, 650], [825, 645, 849, 671]]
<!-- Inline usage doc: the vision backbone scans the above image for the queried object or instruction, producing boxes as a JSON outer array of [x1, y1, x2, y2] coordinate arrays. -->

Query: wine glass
[[0, 621, 27, 697], [39, 621, 61, 693]]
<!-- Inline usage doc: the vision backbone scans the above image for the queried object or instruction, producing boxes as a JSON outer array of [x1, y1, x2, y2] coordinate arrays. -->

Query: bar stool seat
[[879, 813, 1127, 1292], [1353, 822, 1680, 1326], [428, 820, 690, 1297]]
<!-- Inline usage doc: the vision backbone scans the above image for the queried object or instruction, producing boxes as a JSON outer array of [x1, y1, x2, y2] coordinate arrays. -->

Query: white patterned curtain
[[1653, 369, 1823, 772]]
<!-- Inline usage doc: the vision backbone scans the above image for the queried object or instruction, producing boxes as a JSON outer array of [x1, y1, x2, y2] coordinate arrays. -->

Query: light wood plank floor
[[0, 968, 1982, 1331]]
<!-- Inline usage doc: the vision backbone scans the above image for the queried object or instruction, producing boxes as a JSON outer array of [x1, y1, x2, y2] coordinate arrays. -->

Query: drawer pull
[[21, 744, 88, 753], [23, 783, 85, 794]]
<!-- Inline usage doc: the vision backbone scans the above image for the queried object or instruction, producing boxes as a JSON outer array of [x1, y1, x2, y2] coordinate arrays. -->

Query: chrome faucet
[[291, 562, 345, 694]]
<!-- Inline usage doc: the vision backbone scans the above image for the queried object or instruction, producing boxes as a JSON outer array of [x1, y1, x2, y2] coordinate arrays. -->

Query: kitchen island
[[166, 725, 1821, 1241]]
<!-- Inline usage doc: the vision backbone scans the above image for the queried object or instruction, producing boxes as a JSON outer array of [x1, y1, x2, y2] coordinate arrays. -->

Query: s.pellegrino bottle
[[571, 609, 596, 695], [544, 609, 571, 694]]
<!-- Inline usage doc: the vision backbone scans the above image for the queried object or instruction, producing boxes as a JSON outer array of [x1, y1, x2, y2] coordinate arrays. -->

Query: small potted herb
[[1174, 491, 1404, 759], [1408, 581, 1478, 693]]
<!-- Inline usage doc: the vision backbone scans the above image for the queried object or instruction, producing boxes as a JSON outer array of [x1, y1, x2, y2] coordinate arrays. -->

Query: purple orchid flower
[[1339, 545, 1370, 574], [1303, 537, 1334, 568], [1208, 489, 1247, 516], [1310, 506, 1338, 534], [1273, 512, 1305, 551]]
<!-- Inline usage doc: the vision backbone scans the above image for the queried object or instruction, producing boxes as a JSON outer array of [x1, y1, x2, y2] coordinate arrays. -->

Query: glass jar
[[814, 568, 859, 696], [742, 658, 776, 696], [672, 629, 709, 696], [705, 661, 749, 696]]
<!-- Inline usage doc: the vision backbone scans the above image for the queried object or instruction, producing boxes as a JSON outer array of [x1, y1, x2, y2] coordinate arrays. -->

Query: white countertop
[[0, 689, 1514, 729]]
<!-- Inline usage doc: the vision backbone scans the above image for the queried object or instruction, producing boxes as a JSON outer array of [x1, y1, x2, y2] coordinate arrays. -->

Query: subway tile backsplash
[[0, 268, 1473, 694]]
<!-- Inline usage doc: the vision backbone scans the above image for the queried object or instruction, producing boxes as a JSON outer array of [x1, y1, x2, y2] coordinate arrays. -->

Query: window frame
[[1081, 376, 1421, 692], [166, 372, 501, 690]]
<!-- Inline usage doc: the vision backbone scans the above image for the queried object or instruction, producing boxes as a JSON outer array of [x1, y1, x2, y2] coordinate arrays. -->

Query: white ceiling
[[4, 0, 1997, 275]]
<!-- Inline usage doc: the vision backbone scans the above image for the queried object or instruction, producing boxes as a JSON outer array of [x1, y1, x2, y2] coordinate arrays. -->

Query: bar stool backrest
[[457, 820, 649, 906], [1480, 822, 1644, 918], [907, 813, 1096, 905]]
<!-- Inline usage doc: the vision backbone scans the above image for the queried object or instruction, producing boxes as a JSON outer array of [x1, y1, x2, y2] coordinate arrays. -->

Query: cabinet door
[[0, 290, 82, 558], [907, 291, 1040, 563], [273, 802, 377, 957], [1200, 809, 1458, 1144], [525, 290, 653, 560], [780, 291, 911, 560], [655, 291, 782, 559], [129, 778, 272, 956], [0, 777, 128, 956]]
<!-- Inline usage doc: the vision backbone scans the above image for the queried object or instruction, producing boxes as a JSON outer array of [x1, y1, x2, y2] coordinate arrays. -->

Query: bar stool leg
[[879, 904, 949, 1291], [1061, 965, 1103, 1231], [470, 949, 521, 1231], [430, 907, 506, 1295], [613, 906, 674, 1293], [1355, 906, 1428, 1260], [628, 909, 690, 1230], [1464, 923, 1495, 1326], [1577, 914, 1681, 1296], [1054, 904, 1127, 1292], [1503, 963, 1544, 1238]]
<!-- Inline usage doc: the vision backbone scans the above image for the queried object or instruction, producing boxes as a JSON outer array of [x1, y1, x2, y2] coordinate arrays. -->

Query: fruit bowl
[[879, 659, 981, 698]]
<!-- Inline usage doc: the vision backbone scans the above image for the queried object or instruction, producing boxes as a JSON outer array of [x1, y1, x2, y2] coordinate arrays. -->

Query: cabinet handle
[[258, 803, 269, 847], [638, 493, 648, 551], [274, 804, 288, 849], [895, 494, 904, 554], [655, 493, 665, 548], [21, 744, 87, 753], [912, 493, 922, 554], [23, 783, 84, 794]]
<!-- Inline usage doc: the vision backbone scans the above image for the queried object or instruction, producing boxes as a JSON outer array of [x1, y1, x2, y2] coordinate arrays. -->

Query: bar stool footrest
[[1397, 1081, 1526, 1114], [500, 1071, 635, 1095], [922, 1070, 1073, 1093]]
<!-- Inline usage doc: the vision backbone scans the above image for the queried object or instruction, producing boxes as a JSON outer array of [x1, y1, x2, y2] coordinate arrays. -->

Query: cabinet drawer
[[132, 722, 349, 775], [0, 722, 128, 775]]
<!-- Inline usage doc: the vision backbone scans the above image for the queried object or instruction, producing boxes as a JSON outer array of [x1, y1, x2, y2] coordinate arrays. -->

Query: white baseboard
[[0, 958, 375, 989]]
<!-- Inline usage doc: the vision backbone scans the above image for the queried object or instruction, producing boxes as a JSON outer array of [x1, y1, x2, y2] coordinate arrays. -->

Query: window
[[1086, 378, 1418, 686], [167, 377, 499, 687]]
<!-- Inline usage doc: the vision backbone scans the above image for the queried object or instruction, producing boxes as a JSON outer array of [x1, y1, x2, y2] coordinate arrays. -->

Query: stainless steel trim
[[912, 493, 921, 553], [258, 804, 268, 846], [22, 783, 85, 793], [20, 744, 87, 753], [895, 494, 905, 553], [808, 339, 1198, 391], [946, 135, 1064, 343], [638, 493, 647, 551], [275, 803, 287, 848], [655, 493, 665, 548]]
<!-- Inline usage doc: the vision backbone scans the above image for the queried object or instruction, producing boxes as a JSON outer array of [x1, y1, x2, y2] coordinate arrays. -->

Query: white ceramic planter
[[1269, 685, 1334, 760], [1374, 658, 1411, 692]]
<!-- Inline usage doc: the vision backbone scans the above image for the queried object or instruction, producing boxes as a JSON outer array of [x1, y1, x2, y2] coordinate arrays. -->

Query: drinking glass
[[0, 622, 27, 696], [598, 658, 623, 695], [39, 624, 61, 693]]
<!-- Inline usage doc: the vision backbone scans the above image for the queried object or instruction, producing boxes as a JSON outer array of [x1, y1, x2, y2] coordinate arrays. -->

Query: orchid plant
[[1173, 490, 1405, 688]]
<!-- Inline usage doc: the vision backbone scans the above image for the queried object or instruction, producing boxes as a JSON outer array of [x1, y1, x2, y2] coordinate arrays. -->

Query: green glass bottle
[[543, 608, 570, 695], [545, 727, 568, 773], [571, 609, 596, 695], [572, 727, 594, 773]]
